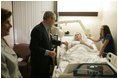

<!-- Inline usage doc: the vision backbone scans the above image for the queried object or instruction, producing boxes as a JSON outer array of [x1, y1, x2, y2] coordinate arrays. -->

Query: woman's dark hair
[[103, 25, 113, 41], [1, 8, 12, 23]]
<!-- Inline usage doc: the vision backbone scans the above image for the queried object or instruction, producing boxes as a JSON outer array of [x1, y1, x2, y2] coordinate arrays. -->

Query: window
[[58, 0, 102, 16]]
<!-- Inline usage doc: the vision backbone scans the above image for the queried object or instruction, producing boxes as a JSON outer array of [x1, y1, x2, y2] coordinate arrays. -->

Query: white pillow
[[81, 33, 87, 41], [61, 33, 87, 42]]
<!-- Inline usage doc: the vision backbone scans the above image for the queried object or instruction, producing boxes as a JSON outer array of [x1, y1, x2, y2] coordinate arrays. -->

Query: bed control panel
[[73, 63, 117, 78], [87, 65, 103, 77]]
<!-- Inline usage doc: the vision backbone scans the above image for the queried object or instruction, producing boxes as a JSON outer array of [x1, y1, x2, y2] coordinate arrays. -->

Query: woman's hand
[[98, 53, 102, 58]]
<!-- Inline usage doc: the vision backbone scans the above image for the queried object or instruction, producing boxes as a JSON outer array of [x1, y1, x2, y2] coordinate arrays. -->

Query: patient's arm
[[80, 40, 93, 49], [88, 46, 93, 49]]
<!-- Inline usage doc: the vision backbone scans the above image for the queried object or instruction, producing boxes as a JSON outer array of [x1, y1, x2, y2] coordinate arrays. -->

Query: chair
[[13, 43, 31, 78]]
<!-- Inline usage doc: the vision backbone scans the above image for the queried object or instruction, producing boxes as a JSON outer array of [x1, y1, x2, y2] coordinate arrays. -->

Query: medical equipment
[[51, 20, 91, 38], [55, 20, 89, 36], [73, 63, 116, 78]]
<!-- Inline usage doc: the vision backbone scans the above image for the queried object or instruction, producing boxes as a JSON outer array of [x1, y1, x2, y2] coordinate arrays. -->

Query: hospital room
[[1, 0, 117, 78]]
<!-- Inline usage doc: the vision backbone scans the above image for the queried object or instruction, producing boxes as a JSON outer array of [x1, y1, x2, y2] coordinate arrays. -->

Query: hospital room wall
[[1, 1, 14, 48], [59, 0, 117, 52]]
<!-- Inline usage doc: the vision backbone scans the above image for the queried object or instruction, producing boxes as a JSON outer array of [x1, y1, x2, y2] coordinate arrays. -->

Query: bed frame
[[106, 52, 117, 72]]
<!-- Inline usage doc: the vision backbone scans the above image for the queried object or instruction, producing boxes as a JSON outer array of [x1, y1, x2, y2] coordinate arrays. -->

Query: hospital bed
[[52, 20, 117, 78]]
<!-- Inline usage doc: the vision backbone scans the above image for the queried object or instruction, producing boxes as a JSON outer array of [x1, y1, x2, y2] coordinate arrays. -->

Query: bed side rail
[[106, 52, 117, 72]]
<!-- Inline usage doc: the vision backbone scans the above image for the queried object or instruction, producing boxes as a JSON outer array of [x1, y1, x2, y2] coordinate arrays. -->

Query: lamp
[[51, 26, 64, 38], [57, 28, 64, 38], [55, 20, 89, 36]]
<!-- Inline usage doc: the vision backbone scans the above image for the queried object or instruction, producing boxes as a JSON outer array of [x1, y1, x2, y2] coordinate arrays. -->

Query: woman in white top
[[1, 8, 22, 78]]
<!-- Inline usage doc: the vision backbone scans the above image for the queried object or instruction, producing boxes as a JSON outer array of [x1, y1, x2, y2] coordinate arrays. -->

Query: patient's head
[[74, 33, 82, 41]]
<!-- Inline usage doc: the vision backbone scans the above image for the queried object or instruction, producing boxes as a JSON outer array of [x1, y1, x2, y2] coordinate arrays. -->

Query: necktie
[[48, 28, 51, 40]]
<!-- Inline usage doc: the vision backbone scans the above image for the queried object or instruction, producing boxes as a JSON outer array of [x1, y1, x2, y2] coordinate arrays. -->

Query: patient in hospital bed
[[60, 32, 100, 62], [54, 32, 107, 78], [64, 32, 93, 50]]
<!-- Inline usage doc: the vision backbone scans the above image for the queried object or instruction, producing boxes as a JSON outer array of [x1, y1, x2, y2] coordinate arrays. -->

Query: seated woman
[[87, 25, 115, 58], [64, 33, 93, 50]]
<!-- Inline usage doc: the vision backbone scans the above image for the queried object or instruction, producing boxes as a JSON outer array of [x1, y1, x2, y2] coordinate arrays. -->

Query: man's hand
[[62, 41, 68, 50], [49, 51, 56, 58], [63, 41, 68, 46]]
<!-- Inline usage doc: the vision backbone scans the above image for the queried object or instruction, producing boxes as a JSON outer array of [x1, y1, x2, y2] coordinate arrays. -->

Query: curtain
[[13, 1, 54, 44]]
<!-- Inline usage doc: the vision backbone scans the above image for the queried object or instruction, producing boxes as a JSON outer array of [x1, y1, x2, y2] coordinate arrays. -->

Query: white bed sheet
[[54, 35, 107, 77]]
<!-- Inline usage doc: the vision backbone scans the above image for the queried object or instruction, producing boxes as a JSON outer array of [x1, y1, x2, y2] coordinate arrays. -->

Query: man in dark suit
[[29, 11, 67, 78]]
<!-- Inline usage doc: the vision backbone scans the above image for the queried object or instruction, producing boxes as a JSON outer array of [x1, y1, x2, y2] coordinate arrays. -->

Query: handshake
[[49, 41, 68, 58]]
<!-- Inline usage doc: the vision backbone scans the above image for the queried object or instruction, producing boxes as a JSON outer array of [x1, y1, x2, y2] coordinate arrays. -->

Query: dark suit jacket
[[29, 22, 61, 77]]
